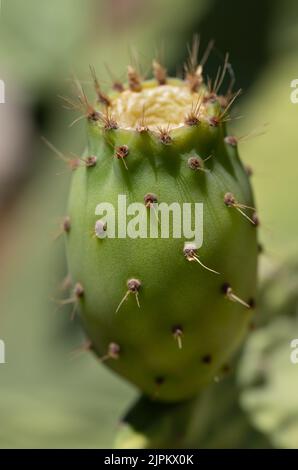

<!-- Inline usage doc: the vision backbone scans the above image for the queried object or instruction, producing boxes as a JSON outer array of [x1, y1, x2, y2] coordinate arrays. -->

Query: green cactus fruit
[[64, 51, 258, 402]]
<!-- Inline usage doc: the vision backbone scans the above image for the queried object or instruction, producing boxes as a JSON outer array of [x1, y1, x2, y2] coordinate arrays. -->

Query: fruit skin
[[65, 77, 258, 403]]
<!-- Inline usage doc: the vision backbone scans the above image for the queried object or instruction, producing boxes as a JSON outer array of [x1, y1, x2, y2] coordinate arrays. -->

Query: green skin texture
[[66, 82, 257, 402]]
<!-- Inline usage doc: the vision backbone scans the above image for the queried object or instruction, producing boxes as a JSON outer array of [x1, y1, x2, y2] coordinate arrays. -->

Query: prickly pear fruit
[[64, 48, 258, 402]]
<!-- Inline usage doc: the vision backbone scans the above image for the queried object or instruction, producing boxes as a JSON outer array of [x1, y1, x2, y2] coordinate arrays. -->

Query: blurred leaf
[[237, 261, 298, 449], [116, 377, 271, 449], [0, 0, 88, 88], [0, 160, 136, 449], [0, 0, 209, 90], [238, 52, 298, 258], [257, 261, 298, 326]]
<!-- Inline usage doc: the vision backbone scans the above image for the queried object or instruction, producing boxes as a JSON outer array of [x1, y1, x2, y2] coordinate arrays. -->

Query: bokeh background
[[0, 0, 298, 448]]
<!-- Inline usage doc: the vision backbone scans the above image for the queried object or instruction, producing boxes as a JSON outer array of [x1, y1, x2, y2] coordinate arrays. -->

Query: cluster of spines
[[60, 36, 242, 140], [56, 39, 261, 183]]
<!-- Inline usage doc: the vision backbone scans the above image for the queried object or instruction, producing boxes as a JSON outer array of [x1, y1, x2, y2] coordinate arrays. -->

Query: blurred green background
[[0, 0, 298, 448]]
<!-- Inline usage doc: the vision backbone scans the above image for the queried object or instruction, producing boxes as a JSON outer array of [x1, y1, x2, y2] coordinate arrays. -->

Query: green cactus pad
[[65, 60, 258, 402]]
